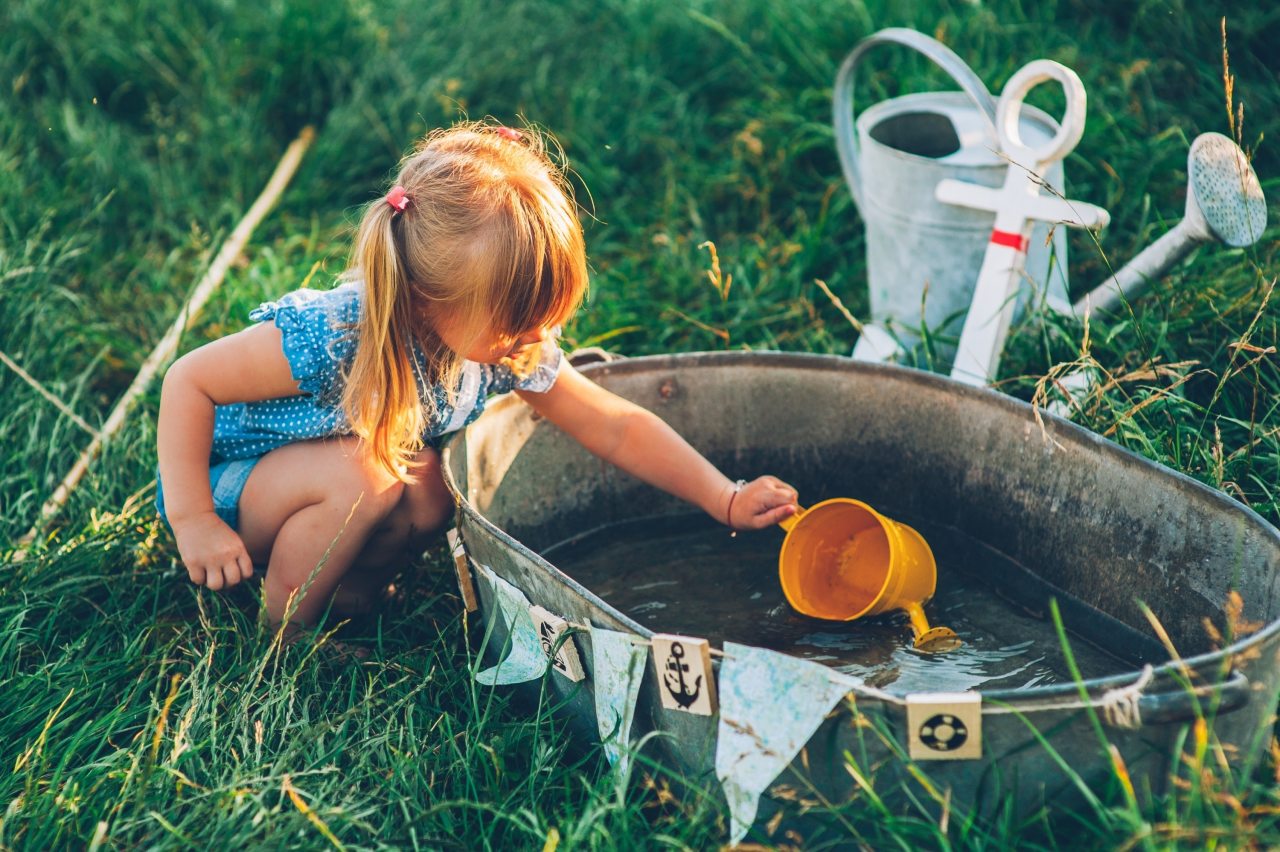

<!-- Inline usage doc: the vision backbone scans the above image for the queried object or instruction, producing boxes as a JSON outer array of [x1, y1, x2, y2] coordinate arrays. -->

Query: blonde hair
[[343, 121, 589, 479]]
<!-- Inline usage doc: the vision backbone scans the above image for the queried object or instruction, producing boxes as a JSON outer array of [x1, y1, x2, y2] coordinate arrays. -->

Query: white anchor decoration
[[937, 59, 1110, 386]]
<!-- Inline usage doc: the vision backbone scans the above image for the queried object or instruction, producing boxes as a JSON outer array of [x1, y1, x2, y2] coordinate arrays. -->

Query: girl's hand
[[726, 476, 799, 531], [170, 511, 255, 591]]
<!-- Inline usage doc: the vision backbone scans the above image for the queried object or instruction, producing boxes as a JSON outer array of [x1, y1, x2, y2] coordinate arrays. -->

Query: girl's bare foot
[[329, 579, 397, 617], [276, 620, 372, 661]]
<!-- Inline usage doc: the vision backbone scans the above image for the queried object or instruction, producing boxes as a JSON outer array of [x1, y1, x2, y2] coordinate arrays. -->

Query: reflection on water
[[542, 514, 1140, 695]]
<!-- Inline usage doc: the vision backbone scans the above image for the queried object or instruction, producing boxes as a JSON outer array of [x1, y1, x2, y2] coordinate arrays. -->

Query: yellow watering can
[[778, 499, 961, 652]]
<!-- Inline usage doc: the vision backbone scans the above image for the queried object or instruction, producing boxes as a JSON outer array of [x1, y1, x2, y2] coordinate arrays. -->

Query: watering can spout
[[904, 601, 963, 652], [1049, 133, 1267, 418], [1070, 132, 1266, 318]]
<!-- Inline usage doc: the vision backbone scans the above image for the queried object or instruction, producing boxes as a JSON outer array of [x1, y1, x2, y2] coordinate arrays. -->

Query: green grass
[[2, 0, 1279, 847]]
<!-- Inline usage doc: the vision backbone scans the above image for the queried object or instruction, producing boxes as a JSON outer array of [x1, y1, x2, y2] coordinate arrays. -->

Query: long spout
[[1072, 219, 1199, 316], [904, 601, 962, 653], [1069, 132, 1265, 319]]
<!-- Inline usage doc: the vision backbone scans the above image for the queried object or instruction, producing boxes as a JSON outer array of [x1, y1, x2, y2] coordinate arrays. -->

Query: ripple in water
[[542, 513, 1141, 694]]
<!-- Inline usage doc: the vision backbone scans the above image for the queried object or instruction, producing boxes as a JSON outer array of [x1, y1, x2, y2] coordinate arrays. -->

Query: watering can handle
[[833, 28, 998, 213], [778, 506, 805, 532]]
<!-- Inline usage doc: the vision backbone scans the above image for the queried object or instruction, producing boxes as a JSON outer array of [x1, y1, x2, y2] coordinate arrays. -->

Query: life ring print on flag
[[918, 713, 969, 751]]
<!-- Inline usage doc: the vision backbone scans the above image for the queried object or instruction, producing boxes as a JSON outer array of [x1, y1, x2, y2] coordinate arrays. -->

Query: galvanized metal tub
[[442, 352, 1280, 825]]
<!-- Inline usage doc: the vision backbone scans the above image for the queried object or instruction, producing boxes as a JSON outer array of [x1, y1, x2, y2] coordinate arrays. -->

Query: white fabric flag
[[715, 642, 858, 845], [588, 625, 649, 776], [474, 564, 549, 685]]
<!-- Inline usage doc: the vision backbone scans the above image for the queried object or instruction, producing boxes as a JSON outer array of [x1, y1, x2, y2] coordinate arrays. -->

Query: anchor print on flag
[[539, 620, 566, 673], [529, 605, 585, 682], [664, 642, 701, 708], [651, 634, 717, 715]]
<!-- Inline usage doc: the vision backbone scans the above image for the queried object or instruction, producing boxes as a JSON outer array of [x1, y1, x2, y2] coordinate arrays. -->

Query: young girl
[[157, 121, 799, 627]]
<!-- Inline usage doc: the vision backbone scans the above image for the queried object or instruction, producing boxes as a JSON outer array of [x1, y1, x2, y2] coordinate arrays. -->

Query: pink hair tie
[[385, 185, 409, 212], [495, 126, 522, 142]]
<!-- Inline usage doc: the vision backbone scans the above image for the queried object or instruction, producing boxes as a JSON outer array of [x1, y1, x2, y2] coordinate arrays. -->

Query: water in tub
[[542, 514, 1158, 695]]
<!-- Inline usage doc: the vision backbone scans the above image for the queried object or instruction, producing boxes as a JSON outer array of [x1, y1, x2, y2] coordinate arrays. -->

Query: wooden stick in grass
[[0, 350, 100, 438], [11, 125, 317, 559]]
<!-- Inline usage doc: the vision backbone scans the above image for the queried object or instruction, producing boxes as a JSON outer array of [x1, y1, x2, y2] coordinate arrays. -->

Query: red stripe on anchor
[[990, 229, 1029, 252]]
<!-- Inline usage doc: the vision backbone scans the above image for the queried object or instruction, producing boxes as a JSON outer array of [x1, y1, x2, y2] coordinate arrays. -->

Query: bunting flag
[[473, 564, 549, 685], [715, 642, 858, 845], [588, 625, 649, 776]]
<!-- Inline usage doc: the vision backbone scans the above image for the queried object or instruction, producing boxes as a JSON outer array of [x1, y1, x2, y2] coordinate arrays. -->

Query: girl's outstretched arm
[[516, 364, 798, 530], [158, 323, 303, 589]]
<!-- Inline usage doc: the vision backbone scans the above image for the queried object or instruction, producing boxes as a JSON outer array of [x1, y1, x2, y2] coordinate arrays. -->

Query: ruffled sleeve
[[488, 337, 564, 395], [248, 284, 360, 400]]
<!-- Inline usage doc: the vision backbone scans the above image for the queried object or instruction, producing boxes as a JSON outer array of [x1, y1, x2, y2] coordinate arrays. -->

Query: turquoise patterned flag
[[588, 625, 649, 776], [474, 564, 549, 685], [715, 642, 859, 845]]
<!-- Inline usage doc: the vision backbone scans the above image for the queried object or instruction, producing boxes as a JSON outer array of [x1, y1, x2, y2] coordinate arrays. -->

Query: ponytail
[[342, 201, 425, 480]]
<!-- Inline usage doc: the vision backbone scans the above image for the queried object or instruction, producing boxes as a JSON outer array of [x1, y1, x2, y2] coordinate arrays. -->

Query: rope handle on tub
[[1098, 664, 1154, 729]]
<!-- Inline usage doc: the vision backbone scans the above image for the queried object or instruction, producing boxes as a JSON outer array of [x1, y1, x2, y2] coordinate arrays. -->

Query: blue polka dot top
[[208, 280, 562, 462]]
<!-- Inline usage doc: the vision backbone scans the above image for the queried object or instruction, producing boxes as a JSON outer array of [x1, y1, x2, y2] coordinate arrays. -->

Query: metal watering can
[[834, 28, 1073, 360]]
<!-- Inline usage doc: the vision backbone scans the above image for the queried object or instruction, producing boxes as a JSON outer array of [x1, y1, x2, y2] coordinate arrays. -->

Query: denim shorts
[[155, 456, 261, 531]]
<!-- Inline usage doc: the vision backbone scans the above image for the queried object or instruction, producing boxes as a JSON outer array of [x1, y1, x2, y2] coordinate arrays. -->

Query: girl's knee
[[328, 438, 407, 522]]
